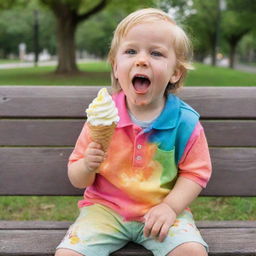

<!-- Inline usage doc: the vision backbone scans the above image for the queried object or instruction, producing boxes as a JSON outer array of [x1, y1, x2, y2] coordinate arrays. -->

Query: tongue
[[133, 78, 150, 93]]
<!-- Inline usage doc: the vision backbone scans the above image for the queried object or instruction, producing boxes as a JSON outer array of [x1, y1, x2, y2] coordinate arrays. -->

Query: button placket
[[133, 135, 144, 166], [136, 155, 142, 161], [137, 144, 142, 150]]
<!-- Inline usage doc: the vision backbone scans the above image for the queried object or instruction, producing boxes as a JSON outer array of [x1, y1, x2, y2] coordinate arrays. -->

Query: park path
[[0, 58, 99, 69], [235, 63, 256, 73]]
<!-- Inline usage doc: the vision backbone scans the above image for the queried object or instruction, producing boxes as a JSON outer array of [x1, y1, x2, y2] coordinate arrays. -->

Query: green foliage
[[0, 8, 32, 57], [0, 0, 28, 9], [0, 0, 256, 65], [76, 0, 156, 58], [76, 10, 119, 58], [177, 0, 256, 63], [238, 32, 256, 62], [0, 3, 56, 58], [222, 0, 255, 37], [183, 0, 219, 60]]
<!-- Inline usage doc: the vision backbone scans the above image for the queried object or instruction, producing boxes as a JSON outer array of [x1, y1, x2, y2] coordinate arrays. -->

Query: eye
[[125, 49, 136, 55], [151, 51, 163, 57]]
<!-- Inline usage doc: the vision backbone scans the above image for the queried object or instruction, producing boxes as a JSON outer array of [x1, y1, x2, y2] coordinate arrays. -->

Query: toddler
[[56, 8, 212, 256]]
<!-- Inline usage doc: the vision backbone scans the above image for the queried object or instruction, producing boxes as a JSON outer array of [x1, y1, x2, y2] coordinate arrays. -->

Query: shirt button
[[136, 156, 142, 161], [137, 144, 142, 149]]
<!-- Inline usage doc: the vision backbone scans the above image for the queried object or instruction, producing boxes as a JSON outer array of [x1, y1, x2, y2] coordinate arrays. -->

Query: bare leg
[[55, 248, 84, 256], [167, 242, 208, 256]]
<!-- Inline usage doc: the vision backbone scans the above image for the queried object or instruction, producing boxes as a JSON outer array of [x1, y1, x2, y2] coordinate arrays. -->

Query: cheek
[[115, 60, 130, 80], [154, 62, 172, 82]]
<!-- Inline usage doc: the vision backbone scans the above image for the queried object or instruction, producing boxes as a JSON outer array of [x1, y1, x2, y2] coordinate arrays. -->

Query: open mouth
[[132, 75, 151, 94]]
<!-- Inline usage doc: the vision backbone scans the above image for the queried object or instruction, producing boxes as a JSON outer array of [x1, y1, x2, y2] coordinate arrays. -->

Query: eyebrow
[[121, 41, 169, 51]]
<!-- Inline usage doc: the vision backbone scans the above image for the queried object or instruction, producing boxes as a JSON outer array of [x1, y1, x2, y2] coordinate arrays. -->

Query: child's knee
[[55, 248, 83, 256], [168, 242, 208, 256]]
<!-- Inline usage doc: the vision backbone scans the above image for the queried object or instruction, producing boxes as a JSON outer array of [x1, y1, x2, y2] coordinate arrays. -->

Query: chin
[[134, 98, 150, 106]]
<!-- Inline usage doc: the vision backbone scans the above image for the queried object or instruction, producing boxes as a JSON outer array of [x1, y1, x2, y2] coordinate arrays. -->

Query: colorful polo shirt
[[68, 91, 212, 221]]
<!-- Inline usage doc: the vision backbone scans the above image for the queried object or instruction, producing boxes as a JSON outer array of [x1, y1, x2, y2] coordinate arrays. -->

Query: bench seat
[[0, 86, 256, 256], [1, 221, 256, 256]]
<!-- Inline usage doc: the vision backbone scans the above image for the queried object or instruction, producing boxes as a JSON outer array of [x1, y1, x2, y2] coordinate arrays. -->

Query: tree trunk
[[226, 29, 250, 69], [55, 16, 78, 74], [209, 31, 217, 66], [229, 43, 237, 69], [40, 0, 108, 74], [211, 48, 217, 66]]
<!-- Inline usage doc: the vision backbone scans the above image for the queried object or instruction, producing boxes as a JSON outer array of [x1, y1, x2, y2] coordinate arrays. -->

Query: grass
[[0, 62, 111, 85], [191, 197, 256, 221], [0, 196, 79, 221], [0, 61, 255, 86], [187, 63, 256, 86], [0, 59, 20, 64], [1, 196, 256, 221], [0, 61, 255, 221]]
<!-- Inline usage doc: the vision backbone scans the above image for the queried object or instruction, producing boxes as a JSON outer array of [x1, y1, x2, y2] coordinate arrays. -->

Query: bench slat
[[1, 86, 256, 118], [0, 120, 83, 146], [0, 147, 255, 196], [0, 147, 82, 196], [1, 220, 256, 230], [1, 227, 256, 256], [1, 120, 256, 147]]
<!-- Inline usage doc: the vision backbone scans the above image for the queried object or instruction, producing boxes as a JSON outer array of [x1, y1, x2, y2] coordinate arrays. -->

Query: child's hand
[[84, 142, 106, 172], [143, 202, 176, 242]]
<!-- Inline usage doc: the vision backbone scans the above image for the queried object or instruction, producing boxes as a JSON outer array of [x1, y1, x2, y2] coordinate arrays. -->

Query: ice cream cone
[[87, 122, 116, 152], [86, 88, 119, 151]]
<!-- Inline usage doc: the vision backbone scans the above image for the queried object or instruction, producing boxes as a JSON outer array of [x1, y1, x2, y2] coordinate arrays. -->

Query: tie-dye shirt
[[68, 91, 212, 221]]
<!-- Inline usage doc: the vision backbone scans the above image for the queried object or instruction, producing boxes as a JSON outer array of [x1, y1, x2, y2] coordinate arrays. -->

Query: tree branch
[[76, 0, 108, 23]]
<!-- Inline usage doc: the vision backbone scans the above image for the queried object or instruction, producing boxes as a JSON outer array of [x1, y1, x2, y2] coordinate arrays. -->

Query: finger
[[158, 223, 170, 242], [149, 220, 163, 239], [87, 162, 101, 170], [89, 142, 102, 150], [87, 150, 106, 162], [87, 147, 105, 157], [143, 215, 155, 237], [84, 154, 104, 171]]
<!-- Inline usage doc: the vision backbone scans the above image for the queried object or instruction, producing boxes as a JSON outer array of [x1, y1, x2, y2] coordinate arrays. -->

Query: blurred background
[[0, 0, 255, 86]]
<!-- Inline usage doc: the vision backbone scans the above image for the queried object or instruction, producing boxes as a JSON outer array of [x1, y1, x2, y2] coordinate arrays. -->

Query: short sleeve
[[178, 122, 212, 188], [68, 122, 91, 167]]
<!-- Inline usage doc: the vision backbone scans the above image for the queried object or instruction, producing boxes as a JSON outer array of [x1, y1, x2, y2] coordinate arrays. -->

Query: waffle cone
[[87, 123, 116, 151]]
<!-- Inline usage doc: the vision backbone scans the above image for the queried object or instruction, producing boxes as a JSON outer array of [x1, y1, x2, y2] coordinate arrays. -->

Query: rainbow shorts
[[57, 204, 208, 256]]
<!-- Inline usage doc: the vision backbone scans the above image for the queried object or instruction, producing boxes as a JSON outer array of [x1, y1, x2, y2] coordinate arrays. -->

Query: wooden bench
[[0, 86, 256, 256]]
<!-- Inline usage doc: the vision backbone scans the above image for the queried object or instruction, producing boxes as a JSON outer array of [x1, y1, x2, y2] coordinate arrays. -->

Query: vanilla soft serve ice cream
[[85, 88, 119, 151], [86, 88, 119, 126]]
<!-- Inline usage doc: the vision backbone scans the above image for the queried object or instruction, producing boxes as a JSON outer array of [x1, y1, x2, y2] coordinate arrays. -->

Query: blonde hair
[[108, 8, 193, 94]]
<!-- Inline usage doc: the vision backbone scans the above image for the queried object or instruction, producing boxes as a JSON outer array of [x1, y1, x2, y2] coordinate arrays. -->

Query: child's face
[[114, 20, 181, 110]]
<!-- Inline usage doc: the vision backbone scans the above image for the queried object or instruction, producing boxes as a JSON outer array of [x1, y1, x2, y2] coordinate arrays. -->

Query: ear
[[113, 62, 118, 79], [170, 67, 182, 84]]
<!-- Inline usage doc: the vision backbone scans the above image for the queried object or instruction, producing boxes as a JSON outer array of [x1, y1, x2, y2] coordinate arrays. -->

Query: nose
[[135, 52, 148, 67]]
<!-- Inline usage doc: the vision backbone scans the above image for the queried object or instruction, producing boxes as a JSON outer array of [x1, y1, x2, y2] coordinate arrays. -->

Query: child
[[56, 8, 212, 256]]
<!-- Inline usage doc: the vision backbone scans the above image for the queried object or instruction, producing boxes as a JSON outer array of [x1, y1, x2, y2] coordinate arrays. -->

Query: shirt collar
[[152, 94, 180, 130], [112, 91, 180, 130], [112, 91, 133, 128]]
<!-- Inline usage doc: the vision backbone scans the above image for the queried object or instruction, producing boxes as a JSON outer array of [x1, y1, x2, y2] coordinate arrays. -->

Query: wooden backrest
[[0, 86, 255, 196]]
